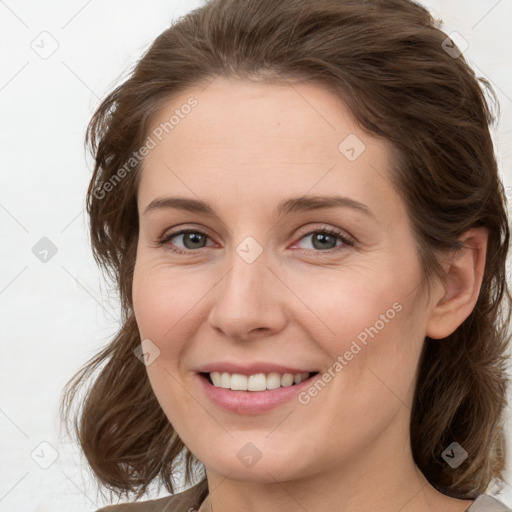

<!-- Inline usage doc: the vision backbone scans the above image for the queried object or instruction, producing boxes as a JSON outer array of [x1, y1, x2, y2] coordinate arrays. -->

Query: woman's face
[[132, 77, 441, 483]]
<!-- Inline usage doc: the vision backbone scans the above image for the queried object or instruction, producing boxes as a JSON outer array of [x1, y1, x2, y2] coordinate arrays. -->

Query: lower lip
[[197, 373, 318, 414]]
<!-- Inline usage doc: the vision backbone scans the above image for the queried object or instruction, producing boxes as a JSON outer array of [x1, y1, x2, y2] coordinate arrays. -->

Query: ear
[[425, 227, 488, 340]]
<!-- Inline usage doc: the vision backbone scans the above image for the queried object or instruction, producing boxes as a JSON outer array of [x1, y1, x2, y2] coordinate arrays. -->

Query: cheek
[[132, 260, 214, 357], [302, 268, 423, 401], [132, 262, 202, 412], [290, 266, 406, 353]]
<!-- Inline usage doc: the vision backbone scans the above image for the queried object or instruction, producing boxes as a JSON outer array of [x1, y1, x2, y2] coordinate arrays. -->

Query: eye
[[292, 227, 354, 254], [156, 229, 213, 254]]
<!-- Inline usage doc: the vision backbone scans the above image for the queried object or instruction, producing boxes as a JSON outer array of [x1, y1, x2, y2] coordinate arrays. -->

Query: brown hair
[[61, 0, 511, 504]]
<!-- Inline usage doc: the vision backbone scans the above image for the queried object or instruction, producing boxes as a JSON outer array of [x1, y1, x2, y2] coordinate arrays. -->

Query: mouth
[[199, 371, 320, 392], [196, 369, 322, 414]]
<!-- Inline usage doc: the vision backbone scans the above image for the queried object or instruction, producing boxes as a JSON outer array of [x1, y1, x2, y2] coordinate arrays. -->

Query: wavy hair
[[61, 0, 511, 504]]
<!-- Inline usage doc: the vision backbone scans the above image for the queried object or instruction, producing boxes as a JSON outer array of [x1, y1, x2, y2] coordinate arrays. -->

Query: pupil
[[314, 233, 335, 250], [185, 233, 204, 249]]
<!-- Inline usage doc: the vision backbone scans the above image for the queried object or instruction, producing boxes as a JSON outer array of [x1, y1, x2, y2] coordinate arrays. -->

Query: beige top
[[96, 484, 512, 512], [96, 483, 207, 512]]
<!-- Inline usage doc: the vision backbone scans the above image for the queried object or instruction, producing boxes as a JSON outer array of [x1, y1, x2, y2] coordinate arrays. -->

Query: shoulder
[[94, 483, 205, 512], [467, 494, 512, 512]]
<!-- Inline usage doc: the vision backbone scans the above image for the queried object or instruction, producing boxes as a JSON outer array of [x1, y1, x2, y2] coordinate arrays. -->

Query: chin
[[194, 436, 315, 483]]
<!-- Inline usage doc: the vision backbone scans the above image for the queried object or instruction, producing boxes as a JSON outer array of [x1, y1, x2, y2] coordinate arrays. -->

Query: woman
[[61, 0, 512, 511]]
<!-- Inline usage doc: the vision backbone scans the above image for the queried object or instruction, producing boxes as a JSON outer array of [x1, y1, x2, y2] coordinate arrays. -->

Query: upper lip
[[196, 362, 317, 376]]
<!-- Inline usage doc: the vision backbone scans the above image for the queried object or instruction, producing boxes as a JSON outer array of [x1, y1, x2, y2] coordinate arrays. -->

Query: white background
[[1, 1, 511, 510]]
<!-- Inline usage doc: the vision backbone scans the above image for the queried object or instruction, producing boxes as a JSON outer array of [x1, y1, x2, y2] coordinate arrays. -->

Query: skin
[[132, 76, 487, 512]]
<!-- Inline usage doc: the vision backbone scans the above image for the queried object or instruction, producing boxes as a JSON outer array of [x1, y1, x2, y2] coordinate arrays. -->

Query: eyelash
[[155, 226, 355, 256]]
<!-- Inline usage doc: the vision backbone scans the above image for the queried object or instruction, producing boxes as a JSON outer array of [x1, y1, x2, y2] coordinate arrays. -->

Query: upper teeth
[[209, 372, 311, 391]]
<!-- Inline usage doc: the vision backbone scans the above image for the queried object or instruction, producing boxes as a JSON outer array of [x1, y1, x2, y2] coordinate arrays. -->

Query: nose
[[207, 242, 288, 341]]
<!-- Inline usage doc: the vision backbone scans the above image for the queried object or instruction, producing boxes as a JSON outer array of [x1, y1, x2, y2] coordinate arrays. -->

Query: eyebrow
[[143, 194, 375, 220]]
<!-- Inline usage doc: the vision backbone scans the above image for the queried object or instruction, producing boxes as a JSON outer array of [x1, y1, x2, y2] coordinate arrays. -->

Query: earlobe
[[425, 227, 488, 340]]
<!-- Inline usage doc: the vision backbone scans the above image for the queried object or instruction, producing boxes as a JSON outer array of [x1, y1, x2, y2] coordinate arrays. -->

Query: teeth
[[248, 373, 266, 391], [209, 371, 311, 391]]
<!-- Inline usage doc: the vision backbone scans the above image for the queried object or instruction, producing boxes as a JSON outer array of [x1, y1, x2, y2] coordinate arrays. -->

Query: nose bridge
[[220, 238, 270, 313], [207, 235, 285, 337]]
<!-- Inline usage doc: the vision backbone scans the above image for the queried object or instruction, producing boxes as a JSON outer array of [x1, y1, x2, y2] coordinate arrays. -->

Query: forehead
[[145, 77, 369, 162], [138, 77, 404, 224]]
